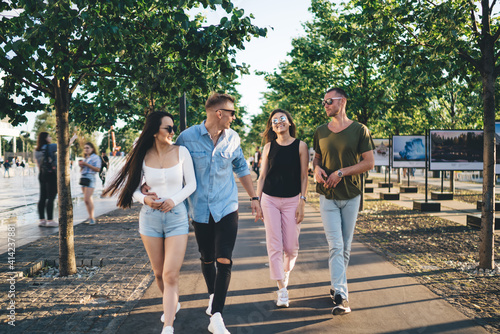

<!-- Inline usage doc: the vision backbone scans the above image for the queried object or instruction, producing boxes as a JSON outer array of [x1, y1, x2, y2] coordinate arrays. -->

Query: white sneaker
[[276, 288, 289, 308], [45, 220, 59, 227], [206, 293, 214, 316], [161, 302, 181, 323], [161, 326, 174, 334], [38, 219, 47, 227], [208, 312, 230, 334]]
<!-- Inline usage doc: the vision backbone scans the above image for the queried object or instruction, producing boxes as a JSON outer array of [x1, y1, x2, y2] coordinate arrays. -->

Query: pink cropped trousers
[[260, 193, 301, 281]]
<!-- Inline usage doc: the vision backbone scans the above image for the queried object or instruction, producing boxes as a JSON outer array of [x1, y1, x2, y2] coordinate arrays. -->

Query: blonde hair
[[205, 93, 235, 110]]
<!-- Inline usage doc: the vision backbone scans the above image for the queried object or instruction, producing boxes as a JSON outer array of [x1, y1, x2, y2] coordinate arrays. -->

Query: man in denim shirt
[[176, 93, 261, 333]]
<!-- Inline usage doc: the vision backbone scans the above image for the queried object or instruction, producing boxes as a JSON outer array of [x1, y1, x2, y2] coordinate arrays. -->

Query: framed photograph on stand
[[392, 135, 426, 168]]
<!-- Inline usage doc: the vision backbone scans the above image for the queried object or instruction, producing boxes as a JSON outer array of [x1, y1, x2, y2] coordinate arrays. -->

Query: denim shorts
[[81, 173, 96, 189], [139, 202, 189, 238]]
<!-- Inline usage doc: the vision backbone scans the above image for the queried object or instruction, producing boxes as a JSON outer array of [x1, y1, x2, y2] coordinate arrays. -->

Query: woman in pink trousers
[[256, 109, 309, 308]]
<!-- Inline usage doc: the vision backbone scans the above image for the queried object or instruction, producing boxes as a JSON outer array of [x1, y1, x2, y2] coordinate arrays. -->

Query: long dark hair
[[36, 132, 49, 151], [103, 111, 174, 208], [261, 109, 296, 146]]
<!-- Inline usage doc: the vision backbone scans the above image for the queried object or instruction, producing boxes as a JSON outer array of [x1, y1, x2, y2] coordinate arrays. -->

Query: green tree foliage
[[67, 3, 265, 133], [359, 0, 498, 270], [0, 0, 265, 275], [32, 110, 57, 139], [256, 0, 484, 143], [243, 110, 268, 152], [99, 126, 140, 154]]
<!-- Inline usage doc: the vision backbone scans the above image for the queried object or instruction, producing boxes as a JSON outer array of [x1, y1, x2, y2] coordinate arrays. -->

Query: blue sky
[[222, 0, 314, 123]]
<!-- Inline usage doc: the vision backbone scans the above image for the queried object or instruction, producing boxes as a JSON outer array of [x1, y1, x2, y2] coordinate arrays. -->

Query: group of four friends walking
[[103, 87, 375, 334]]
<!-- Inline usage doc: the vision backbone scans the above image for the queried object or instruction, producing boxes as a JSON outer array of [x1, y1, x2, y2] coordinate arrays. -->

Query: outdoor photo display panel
[[430, 130, 483, 171], [392, 135, 426, 168], [373, 138, 390, 166]]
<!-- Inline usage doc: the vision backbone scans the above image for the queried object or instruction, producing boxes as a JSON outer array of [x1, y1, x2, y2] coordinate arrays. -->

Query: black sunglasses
[[162, 125, 177, 133], [321, 97, 343, 106], [218, 108, 236, 117]]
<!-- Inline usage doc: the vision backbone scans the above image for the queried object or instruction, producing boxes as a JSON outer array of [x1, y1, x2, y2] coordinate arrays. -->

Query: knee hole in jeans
[[216, 258, 231, 265]]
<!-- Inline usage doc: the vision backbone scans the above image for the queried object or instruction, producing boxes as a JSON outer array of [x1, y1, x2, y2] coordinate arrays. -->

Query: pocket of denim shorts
[[171, 203, 186, 215], [142, 205, 154, 215]]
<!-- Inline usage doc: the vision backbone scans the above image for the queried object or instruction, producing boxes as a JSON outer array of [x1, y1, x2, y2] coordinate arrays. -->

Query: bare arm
[[296, 141, 309, 224], [324, 150, 375, 188], [255, 143, 271, 200], [338, 150, 374, 177], [69, 133, 77, 146], [239, 174, 263, 222], [313, 152, 327, 184], [79, 159, 101, 172]]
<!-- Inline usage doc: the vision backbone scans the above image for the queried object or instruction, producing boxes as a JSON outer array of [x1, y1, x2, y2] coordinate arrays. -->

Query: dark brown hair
[[326, 87, 348, 99], [261, 109, 296, 146], [103, 111, 174, 208], [36, 132, 49, 151]]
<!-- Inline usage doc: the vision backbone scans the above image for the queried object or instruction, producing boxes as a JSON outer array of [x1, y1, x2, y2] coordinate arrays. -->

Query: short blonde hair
[[205, 93, 235, 110]]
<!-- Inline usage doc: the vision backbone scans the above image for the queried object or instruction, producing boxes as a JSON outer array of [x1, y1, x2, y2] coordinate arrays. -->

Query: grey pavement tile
[[0, 205, 154, 333]]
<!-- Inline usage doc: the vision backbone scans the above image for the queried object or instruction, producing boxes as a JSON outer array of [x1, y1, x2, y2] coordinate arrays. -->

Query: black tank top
[[263, 139, 301, 197]]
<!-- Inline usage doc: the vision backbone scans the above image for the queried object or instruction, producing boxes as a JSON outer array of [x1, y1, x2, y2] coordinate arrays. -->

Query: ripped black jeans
[[193, 211, 238, 315]]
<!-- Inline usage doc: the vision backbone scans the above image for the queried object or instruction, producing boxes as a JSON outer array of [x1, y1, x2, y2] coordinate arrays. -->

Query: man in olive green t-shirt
[[313, 87, 374, 316]]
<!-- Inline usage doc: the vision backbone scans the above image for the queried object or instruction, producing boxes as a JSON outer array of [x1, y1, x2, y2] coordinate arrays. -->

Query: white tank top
[[133, 145, 196, 206]]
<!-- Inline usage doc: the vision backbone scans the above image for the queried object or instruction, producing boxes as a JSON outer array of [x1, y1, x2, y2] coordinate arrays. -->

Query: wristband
[[250, 196, 260, 201]]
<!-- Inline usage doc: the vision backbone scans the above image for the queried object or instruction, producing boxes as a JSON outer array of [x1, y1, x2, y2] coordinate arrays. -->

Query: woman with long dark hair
[[35, 132, 58, 227], [256, 109, 309, 308], [35, 132, 76, 227], [103, 111, 196, 334], [78, 142, 101, 225]]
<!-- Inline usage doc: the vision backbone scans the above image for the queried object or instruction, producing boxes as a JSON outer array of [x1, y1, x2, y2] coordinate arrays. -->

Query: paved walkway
[[118, 179, 488, 333], [0, 162, 122, 254], [0, 173, 492, 333]]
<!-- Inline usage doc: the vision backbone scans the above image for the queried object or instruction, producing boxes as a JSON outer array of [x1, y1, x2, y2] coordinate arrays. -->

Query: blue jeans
[[319, 194, 361, 299]]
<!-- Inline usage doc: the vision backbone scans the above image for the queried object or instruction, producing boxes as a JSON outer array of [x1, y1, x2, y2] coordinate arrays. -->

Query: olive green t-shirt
[[313, 121, 374, 200]]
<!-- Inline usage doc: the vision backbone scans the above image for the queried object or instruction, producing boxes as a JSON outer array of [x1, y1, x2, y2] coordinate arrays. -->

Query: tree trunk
[[479, 3, 495, 269], [54, 78, 77, 276], [480, 77, 495, 269]]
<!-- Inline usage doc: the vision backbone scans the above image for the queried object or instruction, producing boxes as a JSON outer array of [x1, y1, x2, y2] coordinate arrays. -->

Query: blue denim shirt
[[176, 121, 250, 223]]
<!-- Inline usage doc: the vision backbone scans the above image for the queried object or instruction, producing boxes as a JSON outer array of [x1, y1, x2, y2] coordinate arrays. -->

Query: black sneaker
[[330, 289, 335, 299], [332, 294, 351, 315]]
